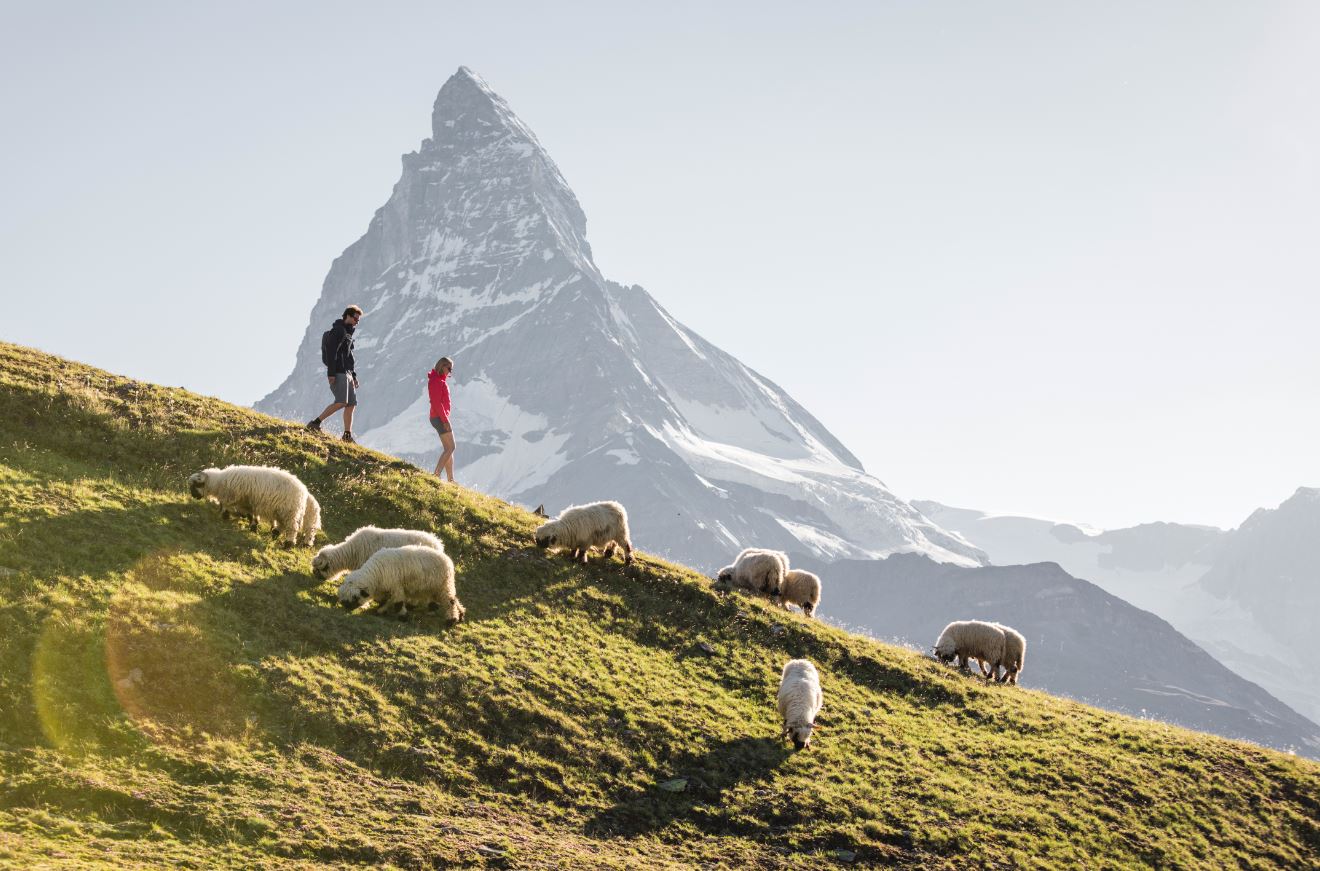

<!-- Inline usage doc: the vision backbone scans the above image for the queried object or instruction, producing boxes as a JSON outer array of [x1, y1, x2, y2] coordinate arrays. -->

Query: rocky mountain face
[[914, 497, 1320, 727], [257, 67, 985, 572], [806, 552, 1320, 759]]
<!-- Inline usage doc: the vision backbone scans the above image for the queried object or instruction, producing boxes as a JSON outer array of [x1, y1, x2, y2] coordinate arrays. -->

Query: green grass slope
[[0, 341, 1317, 869]]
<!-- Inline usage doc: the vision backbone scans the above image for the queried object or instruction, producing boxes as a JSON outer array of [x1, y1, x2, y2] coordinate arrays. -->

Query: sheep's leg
[[622, 539, 633, 565], [579, 548, 590, 565], [567, 548, 581, 563], [602, 542, 616, 559], [956, 654, 969, 671], [277, 510, 299, 548], [976, 658, 992, 678], [449, 598, 466, 624], [802, 602, 815, 618]]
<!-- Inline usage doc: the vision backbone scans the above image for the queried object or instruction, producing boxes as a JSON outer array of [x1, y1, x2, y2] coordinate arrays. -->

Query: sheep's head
[[337, 576, 372, 611], [534, 522, 556, 550], [311, 550, 332, 580], [715, 566, 734, 583], [187, 471, 209, 499], [783, 722, 815, 751], [932, 640, 957, 665]]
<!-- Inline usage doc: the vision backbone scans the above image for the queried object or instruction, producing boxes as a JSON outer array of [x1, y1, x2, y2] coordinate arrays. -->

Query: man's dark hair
[[343, 305, 364, 320]]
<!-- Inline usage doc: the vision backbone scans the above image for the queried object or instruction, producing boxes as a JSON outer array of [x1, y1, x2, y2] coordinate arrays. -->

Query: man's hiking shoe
[[305, 419, 322, 432], [341, 432, 356, 444]]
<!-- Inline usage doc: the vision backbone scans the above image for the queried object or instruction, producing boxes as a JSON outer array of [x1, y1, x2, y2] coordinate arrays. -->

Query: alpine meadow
[[1, 344, 1316, 868]]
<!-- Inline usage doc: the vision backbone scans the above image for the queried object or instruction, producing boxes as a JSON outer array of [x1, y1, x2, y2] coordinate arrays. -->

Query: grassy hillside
[[0, 341, 1316, 869]]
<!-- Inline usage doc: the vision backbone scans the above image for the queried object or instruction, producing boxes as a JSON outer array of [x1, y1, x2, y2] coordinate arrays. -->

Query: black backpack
[[320, 327, 337, 369]]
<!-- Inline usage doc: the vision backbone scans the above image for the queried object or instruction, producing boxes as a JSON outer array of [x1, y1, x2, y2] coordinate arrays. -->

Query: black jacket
[[322, 319, 356, 377]]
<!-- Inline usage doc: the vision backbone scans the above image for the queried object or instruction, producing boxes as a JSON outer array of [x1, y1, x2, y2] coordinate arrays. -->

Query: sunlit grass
[[1, 341, 1317, 869]]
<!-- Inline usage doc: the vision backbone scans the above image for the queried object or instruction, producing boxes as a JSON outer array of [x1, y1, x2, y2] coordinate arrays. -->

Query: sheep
[[716, 548, 788, 598], [779, 569, 822, 617], [534, 501, 633, 565], [313, 526, 446, 580], [933, 620, 1007, 681], [777, 659, 824, 751], [187, 465, 311, 547], [992, 623, 1026, 685], [226, 493, 319, 548], [336, 544, 464, 622]]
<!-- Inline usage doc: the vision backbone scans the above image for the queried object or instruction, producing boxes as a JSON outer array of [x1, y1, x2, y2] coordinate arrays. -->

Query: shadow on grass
[[585, 736, 792, 838]]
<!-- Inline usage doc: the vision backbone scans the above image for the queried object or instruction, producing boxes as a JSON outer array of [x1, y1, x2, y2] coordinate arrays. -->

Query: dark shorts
[[430, 416, 451, 436], [330, 374, 357, 407]]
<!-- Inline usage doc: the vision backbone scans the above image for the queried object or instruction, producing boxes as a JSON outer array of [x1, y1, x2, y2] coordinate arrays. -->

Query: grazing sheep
[[993, 623, 1027, 685], [336, 544, 464, 622], [779, 569, 822, 617], [716, 548, 788, 598], [534, 501, 633, 565], [777, 659, 824, 751], [933, 620, 1007, 681], [313, 526, 446, 580], [188, 465, 311, 547]]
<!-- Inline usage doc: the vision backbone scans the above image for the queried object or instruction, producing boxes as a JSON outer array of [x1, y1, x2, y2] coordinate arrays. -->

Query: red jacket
[[427, 369, 451, 420]]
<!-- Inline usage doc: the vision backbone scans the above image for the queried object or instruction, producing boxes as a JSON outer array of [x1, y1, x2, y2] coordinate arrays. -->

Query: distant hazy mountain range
[[256, 67, 984, 572], [914, 490, 1320, 727], [807, 552, 1320, 759]]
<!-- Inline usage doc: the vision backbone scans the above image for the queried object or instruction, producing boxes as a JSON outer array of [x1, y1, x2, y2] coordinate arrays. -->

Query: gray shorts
[[430, 416, 451, 435], [330, 373, 357, 407]]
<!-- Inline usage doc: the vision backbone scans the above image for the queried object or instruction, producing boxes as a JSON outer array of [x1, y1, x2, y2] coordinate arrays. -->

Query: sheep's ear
[[533, 504, 547, 518]]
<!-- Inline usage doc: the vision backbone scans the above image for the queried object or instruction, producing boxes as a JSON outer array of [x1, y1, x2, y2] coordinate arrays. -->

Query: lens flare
[[33, 550, 254, 752]]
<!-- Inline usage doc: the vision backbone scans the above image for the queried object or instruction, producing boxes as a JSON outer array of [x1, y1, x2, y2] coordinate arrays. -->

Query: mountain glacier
[[257, 67, 985, 572]]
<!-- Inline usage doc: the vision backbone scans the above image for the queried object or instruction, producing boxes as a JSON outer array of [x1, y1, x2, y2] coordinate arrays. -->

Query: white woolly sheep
[[188, 465, 311, 547], [534, 501, 633, 565], [992, 623, 1026, 685], [313, 526, 446, 580], [777, 658, 824, 751], [933, 620, 1007, 681], [716, 548, 788, 598], [336, 544, 464, 622], [779, 569, 822, 617]]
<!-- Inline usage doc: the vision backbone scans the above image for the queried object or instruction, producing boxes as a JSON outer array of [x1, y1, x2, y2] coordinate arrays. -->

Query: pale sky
[[3, 1, 1318, 530]]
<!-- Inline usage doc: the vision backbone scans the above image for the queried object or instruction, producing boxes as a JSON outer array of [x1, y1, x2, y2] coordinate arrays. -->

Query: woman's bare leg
[[437, 431, 456, 482]]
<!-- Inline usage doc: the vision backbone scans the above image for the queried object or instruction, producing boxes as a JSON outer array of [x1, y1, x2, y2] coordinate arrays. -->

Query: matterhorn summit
[[258, 67, 985, 570]]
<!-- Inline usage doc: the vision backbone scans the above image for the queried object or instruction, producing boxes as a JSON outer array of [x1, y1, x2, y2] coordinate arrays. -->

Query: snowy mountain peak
[[258, 69, 985, 571]]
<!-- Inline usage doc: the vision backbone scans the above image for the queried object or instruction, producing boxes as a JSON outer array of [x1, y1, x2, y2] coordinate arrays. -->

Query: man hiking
[[306, 305, 363, 442], [428, 356, 456, 482]]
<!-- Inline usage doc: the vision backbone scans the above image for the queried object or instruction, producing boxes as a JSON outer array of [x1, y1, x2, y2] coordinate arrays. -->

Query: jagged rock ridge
[[258, 67, 985, 571]]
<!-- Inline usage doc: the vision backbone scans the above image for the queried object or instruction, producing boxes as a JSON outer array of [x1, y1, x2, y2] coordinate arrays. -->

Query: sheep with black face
[[313, 525, 445, 580], [534, 501, 633, 565], [187, 464, 313, 548], [716, 547, 788, 599], [777, 658, 824, 751], [336, 544, 464, 621]]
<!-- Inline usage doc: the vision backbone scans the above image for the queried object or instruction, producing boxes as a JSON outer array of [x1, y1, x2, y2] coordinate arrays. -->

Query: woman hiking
[[428, 357, 456, 482]]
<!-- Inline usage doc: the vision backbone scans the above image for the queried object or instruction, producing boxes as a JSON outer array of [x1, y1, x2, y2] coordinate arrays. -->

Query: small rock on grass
[[696, 641, 717, 657], [657, 777, 688, 793]]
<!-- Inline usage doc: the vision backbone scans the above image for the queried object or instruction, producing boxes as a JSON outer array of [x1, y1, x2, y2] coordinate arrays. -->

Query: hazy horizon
[[4, 1, 1318, 530]]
